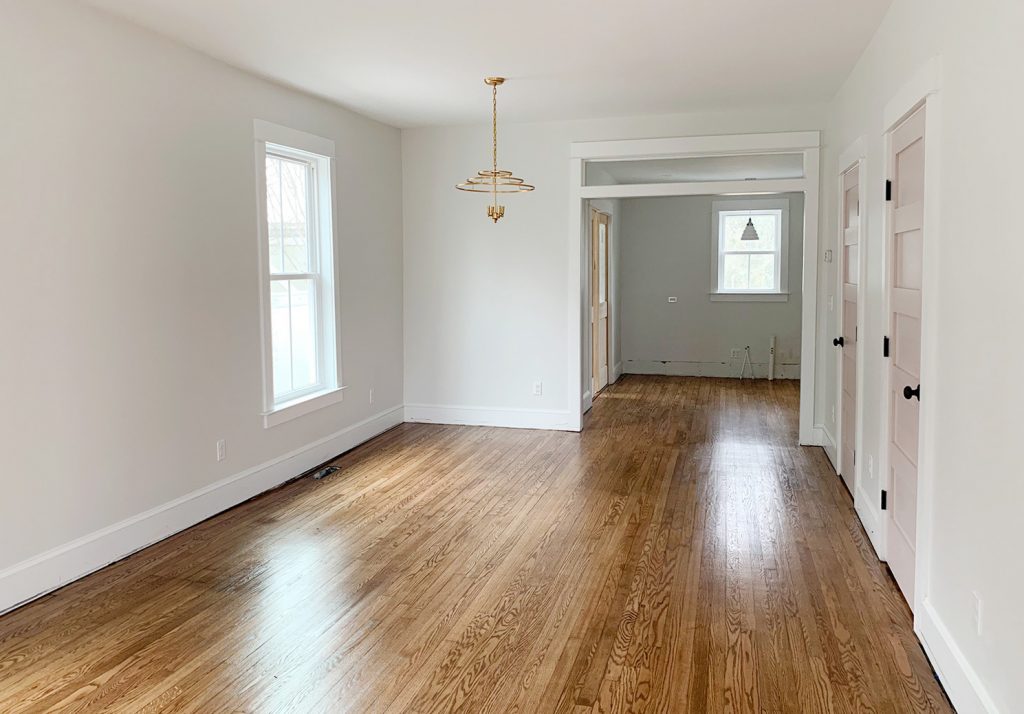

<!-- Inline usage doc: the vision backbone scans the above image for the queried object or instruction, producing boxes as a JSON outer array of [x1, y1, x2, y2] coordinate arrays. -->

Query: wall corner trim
[[917, 599, 1001, 714], [0, 405, 405, 615]]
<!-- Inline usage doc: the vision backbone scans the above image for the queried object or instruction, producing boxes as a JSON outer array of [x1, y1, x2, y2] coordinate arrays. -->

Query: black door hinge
[[853, 450, 856, 466], [885, 180, 893, 201], [883, 336, 890, 357], [881, 490, 888, 510]]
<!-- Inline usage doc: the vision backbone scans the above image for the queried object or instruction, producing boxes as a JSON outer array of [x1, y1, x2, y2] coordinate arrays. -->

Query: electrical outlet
[[730, 348, 742, 359], [216, 439, 226, 462], [972, 592, 984, 636], [369, 387, 374, 405], [667, 296, 678, 303], [533, 381, 543, 397]]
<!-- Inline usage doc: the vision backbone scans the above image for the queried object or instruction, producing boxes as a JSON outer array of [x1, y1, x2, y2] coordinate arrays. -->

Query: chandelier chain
[[491, 83, 498, 174]]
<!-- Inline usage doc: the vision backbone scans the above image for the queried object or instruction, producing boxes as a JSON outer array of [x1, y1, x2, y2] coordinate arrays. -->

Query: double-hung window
[[255, 121, 341, 427], [711, 198, 790, 301]]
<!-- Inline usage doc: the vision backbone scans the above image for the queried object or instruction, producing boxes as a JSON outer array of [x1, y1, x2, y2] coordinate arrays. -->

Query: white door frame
[[879, 57, 943, 617], [567, 131, 821, 444], [835, 137, 868, 507]]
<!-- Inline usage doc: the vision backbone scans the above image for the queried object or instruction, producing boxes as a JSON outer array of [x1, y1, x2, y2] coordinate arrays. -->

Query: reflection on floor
[[0, 376, 951, 712]]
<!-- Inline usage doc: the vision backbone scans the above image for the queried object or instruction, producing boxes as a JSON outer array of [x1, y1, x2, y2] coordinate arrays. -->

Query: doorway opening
[[568, 133, 822, 445]]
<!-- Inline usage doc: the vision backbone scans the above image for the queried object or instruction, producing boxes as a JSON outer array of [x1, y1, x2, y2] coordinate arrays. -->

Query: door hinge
[[881, 489, 888, 510], [883, 336, 890, 357], [885, 180, 893, 201], [853, 450, 856, 466]]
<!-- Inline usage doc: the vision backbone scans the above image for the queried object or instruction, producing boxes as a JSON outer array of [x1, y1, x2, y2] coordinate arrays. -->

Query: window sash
[[260, 140, 336, 409], [266, 149, 320, 277], [717, 210, 783, 293]]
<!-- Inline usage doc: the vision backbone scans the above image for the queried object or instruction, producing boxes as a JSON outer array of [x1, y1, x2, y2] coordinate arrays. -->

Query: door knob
[[903, 384, 920, 401], [833, 336, 844, 347]]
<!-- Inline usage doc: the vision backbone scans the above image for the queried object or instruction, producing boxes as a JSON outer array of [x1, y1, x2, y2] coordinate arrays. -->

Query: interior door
[[591, 210, 610, 394], [838, 164, 860, 495], [886, 106, 926, 608]]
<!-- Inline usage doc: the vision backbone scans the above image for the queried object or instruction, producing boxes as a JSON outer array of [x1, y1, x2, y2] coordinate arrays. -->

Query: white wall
[[618, 194, 803, 379], [822, 0, 1024, 710], [0, 0, 404, 610], [402, 106, 826, 428]]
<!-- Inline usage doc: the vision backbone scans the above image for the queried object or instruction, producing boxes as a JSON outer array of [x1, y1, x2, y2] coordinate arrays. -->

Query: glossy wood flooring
[[0, 376, 952, 713]]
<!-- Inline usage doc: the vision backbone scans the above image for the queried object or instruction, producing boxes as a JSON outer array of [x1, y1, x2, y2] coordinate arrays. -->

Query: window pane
[[598, 225, 607, 302], [723, 254, 750, 290], [749, 254, 776, 290], [266, 157, 283, 274], [266, 154, 312, 274], [722, 212, 778, 251], [289, 279, 318, 391], [270, 281, 292, 398]]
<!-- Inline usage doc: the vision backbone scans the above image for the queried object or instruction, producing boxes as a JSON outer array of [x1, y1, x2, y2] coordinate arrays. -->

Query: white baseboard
[[0, 405, 405, 615], [854, 482, 885, 559], [917, 599, 1000, 714], [623, 359, 800, 380], [813, 424, 838, 470], [404, 403, 576, 431], [851, 481, 884, 553]]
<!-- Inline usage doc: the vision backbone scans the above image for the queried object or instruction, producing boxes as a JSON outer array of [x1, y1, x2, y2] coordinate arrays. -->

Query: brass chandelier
[[456, 77, 534, 222]]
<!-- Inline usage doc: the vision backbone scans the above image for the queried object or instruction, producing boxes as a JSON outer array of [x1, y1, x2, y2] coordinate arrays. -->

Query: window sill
[[262, 386, 347, 428], [709, 292, 790, 303]]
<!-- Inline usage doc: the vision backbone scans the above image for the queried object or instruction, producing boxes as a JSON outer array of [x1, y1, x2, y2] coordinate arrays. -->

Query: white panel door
[[838, 164, 860, 495], [886, 107, 926, 608]]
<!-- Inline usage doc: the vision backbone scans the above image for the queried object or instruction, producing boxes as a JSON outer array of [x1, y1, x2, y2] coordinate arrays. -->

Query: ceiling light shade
[[456, 77, 534, 223], [740, 217, 761, 241]]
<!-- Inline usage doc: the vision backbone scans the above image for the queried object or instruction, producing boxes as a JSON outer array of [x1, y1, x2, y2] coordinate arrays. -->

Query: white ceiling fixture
[[80, 0, 893, 128]]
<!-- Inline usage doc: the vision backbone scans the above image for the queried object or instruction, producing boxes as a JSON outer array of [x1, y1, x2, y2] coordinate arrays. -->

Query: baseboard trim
[[854, 482, 885, 558], [814, 424, 838, 471], [404, 403, 575, 431], [0, 405, 405, 615], [917, 598, 1000, 714], [623, 359, 800, 380]]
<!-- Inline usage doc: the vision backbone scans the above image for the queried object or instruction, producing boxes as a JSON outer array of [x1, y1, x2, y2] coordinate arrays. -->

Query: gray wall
[[620, 193, 803, 378]]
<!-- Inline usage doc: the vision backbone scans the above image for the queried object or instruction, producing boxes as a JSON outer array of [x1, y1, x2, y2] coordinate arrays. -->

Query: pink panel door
[[839, 164, 860, 495], [887, 107, 926, 608]]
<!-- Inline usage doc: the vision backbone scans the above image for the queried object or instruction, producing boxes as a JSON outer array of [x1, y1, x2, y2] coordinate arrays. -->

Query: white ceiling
[[81, 0, 892, 128], [587, 154, 806, 185]]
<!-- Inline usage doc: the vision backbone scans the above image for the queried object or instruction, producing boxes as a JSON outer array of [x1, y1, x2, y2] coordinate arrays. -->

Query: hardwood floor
[[0, 376, 952, 713]]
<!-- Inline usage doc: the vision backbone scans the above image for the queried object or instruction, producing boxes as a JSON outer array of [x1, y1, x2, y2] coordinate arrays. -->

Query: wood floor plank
[[0, 376, 953, 713]]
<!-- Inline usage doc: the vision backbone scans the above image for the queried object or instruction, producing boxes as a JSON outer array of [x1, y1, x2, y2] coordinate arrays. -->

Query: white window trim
[[254, 120, 343, 428], [710, 198, 791, 302]]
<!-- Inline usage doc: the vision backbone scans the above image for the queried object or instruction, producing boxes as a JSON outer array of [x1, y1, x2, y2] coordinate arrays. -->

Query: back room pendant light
[[741, 217, 761, 241], [456, 77, 535, 222]]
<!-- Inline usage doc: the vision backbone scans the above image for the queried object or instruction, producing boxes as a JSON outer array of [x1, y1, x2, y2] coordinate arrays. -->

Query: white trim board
[[815, 425, 838, 471], [0, 405, 405, 615], [917, 599, 1000, 714], [404, 404, 575, 431]]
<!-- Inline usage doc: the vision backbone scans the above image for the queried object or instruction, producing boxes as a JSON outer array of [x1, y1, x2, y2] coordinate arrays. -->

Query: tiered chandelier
[[456, 77, 535, 222]]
